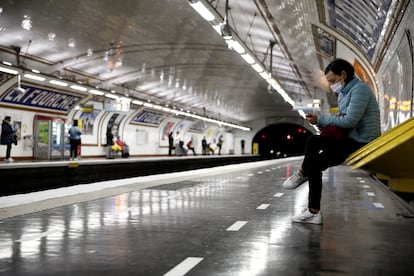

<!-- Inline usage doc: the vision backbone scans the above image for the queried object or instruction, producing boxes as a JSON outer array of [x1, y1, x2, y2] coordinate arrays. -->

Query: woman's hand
[[306, 113, 318, 124]]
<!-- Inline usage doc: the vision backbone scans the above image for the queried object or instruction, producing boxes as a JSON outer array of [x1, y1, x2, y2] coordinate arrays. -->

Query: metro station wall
[[376, 0, 414, 132], [0, 108, 37, 158], [0, 103, 254, 159]]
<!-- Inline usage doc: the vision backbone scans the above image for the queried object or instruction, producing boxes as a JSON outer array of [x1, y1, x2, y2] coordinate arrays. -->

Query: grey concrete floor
[[0, 159, 413, 275]]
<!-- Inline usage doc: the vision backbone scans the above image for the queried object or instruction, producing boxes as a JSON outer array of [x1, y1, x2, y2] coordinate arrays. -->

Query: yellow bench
[[346, 117, 414, 193]]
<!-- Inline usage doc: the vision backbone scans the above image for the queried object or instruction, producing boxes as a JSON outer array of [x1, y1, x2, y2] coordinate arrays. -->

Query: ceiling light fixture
[[23, 73, 45, 81], [70, 85, 87, 92], [105, 93, 119, 100], [251, 63, 264, 73], [13, 74, 26, 94], [89, 89, 105, 96], [21, 15, 32, 30], [49, 79, 68, 87], [241, 53, 255, 64], [0, 66, 18, 74], [220, 0, 232, 40], [188, 0, 215, 21], [226, 39, 245, 54]]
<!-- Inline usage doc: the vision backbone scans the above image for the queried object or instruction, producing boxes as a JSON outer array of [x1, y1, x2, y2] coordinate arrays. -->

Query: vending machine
[[33, 115, 71, 160]]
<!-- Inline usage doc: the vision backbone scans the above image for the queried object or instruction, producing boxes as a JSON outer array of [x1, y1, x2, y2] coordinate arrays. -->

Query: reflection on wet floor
[[0, 159, 413, 275]]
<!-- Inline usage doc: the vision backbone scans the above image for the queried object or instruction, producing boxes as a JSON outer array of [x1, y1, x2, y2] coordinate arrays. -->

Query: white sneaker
[[5, 158, 14, 162], [292, 209, 322, 224], [283, 170, 308, 189]]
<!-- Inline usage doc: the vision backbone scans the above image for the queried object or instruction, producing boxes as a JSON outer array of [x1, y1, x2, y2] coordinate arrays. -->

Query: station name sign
[[0, 85, 83, 113]]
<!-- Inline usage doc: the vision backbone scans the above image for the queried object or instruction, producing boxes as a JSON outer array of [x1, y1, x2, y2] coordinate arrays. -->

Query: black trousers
[[301, 135, 366, 210], [6, 143, 12, 159], [70, 139, 81, 158]]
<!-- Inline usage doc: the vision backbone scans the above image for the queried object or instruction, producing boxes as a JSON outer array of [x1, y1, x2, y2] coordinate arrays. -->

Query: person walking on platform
[[106, 127, 114, 159], [68, 119, 82, 160], [1, 116, 16, 162], [283, 58, 381, 224]]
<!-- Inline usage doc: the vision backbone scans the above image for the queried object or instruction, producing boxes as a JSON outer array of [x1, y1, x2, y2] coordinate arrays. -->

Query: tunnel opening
[[252, 123, 313, 158]]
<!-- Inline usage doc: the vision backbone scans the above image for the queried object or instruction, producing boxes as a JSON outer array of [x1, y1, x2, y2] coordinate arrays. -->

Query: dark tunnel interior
[[252, 123, 313, 158]]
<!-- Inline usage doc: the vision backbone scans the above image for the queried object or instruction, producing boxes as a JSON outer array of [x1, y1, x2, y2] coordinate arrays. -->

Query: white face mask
[[330, 81, 343, 94]]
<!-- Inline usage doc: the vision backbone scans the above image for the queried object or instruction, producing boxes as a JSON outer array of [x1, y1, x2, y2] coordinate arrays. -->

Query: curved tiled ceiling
[[0, 0, 403, 125]]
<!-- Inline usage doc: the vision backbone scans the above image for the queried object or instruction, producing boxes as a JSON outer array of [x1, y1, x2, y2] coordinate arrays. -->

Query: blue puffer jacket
[[317, 77, 381, 143]]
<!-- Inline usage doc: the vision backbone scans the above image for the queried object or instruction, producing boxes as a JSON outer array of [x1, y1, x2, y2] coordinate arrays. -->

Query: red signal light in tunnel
[[261, 134, 266, 139]]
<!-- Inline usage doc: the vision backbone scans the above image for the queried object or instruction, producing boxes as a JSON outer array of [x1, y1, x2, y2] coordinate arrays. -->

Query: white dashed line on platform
[[256, 204, 270, 210], [226, 221, 248, 231], [164, 257, 204, 276], [373, 202, 384, 208]]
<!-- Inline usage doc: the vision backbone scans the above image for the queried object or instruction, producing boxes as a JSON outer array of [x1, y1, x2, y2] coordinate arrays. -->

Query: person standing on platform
[[106, 127, 114, 159], [202, 136, 207, 155], [282, 58, 381, 224], [1, 116, 16, 162], [241, 139, 245, 154], [174, 131, 182, 156], [69, 119, 82, 161], [217, 135, 224, 155], [168, 131, 174, 156]]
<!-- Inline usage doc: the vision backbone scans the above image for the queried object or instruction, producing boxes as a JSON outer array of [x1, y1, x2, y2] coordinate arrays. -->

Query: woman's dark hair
[[73, 119, 78, 126], [324, 58, 355, 83]]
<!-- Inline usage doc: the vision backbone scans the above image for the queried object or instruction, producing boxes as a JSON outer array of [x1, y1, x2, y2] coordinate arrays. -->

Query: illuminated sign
[[0, 85, 82, 113]]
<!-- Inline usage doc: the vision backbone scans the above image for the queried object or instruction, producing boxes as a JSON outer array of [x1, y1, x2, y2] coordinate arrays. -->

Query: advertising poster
[[159, 120, 178, 147], [325, 0, 393, 60], [131, 109, 168, 127], [79, 108, 101, 135], [380, 33, 413, 131]]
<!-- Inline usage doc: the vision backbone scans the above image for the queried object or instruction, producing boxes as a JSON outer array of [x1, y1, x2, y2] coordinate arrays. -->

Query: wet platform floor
[[0, 158, 413, 275]]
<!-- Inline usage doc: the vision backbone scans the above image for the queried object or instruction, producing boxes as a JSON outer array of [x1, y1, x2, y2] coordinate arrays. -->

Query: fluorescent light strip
[[259, 71, 271, 80], [132, 100, 144, 105], [251, 63, 264, 73], [298, 110, 306, 118], [49, 80, 68, 87], [143, 102, 154, 108], [2, 61, 13, 66], [241, 53, 255, 64], [0, 66, 18, 75], [105, 93, 119, 100], [189, 0, 294, 112], [70, 85, 87, 92], [188, 0, 215, 21], [89, 89, 105, 96], [23, 73, 45, 81], [227, 39, 245, 54]]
